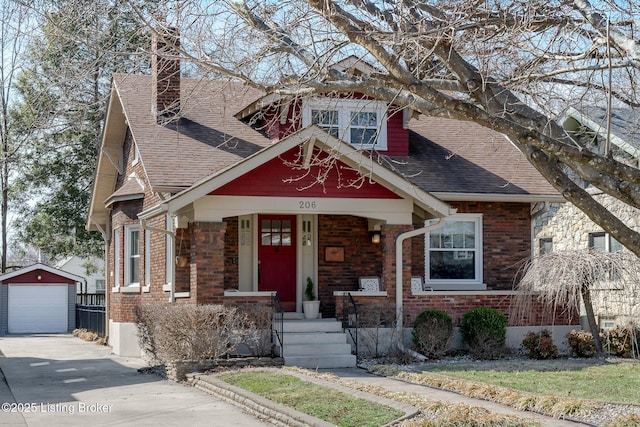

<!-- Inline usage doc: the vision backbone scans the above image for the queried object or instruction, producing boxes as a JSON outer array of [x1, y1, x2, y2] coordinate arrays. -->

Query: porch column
[[381, 224, 413, 321], [190, 221, 226, 304]]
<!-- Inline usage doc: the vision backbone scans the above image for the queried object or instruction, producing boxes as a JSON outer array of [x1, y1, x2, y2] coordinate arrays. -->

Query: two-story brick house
[[87, 34, 578, 362]]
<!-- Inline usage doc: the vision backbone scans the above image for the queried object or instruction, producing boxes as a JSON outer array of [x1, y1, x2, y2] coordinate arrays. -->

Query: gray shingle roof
[[113, 74, 558, 199], [113, 74, 272, 190], [393, 116, 558, 197]]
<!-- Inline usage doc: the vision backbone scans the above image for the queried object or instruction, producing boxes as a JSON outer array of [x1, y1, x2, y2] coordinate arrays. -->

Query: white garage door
[[8, 285, 68, 334]]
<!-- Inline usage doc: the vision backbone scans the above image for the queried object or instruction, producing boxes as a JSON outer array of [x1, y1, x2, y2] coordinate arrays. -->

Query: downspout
[[91, 214, 110, 339], [140, 218, 176, 302], [395, 217, 447, 342]]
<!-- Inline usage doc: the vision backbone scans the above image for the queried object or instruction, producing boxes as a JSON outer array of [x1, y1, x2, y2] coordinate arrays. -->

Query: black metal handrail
[[342, 292, 359, 360], [271, 292, 284, 357]]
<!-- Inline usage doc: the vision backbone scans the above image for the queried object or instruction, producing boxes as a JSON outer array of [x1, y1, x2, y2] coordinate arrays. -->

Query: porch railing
[[271, 292, 284, 358], [342, 292, 359, 360]]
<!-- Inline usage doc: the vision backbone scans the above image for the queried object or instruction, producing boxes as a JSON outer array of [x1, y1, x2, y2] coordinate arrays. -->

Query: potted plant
[[302, 277, 320, 319]]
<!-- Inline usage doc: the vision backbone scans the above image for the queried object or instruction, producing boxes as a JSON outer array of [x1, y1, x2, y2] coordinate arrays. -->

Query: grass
[[418, 359, 640, 405], [217, 370, 403, 427]]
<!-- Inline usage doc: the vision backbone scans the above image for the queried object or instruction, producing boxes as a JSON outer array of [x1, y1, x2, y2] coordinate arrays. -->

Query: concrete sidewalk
[[0, 334, 270, 427], [324, 368, 586, 427]]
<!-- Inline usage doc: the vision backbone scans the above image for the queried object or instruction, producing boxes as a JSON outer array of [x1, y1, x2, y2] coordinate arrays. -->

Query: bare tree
[[517, 250, 640, 355], [0, 1, 38, 272], [117, 0, 640, 256]]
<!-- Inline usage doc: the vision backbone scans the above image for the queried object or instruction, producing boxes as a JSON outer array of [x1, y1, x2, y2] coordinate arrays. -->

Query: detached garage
[[0, 264, 82, 335]]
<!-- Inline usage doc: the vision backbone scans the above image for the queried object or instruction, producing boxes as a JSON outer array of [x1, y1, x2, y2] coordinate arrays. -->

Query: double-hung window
[[425, 214, 484, 290], [303, 98, 387, 150], [588, 232, 622, 253], [125, 225, 140, 287]]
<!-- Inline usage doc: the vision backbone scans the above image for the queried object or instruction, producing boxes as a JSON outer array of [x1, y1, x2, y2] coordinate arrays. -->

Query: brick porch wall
[[317, 215, 383, 316], [335, 293, 579, 327], [191, 221, 226, 304]]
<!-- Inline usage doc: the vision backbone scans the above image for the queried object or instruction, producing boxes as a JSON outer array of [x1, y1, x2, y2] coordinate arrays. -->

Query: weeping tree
[[518, 250, 640, 356]]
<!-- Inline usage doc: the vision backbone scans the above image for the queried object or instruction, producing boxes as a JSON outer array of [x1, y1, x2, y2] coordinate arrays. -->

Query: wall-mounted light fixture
[[368, 220, 383, 244], [37, 274, 42, 281]]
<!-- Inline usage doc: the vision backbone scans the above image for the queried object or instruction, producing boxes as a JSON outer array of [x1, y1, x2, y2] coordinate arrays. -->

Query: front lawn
[[418, 359, 640, 404], [218, 370, 403, 427]]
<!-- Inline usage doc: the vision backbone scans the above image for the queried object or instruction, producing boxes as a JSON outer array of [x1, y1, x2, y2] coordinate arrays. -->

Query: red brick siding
[[190, 221, 226, 304], [224, 217, 239, 290], [335, 293, 579, 327], [107, 128, 172, 322], [451, 202, 532, 290], [317, 215, 382, 316], [175, 227, 191, 293]]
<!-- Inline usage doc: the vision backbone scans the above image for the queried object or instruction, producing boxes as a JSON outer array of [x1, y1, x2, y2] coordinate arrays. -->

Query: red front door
[[258, 215, 296, 310]]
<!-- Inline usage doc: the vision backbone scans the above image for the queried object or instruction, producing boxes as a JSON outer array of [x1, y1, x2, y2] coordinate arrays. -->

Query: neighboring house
[[87, 34, 577, 360], [534, 106, 640, 329], [56, 256, 106, 294]]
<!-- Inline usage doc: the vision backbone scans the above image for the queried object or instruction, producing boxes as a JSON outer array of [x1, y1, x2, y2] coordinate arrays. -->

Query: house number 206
[[299, 201, 317, 209]]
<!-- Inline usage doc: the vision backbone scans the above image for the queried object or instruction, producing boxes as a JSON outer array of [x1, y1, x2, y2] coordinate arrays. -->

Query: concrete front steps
[[275, 317, 357, 369]]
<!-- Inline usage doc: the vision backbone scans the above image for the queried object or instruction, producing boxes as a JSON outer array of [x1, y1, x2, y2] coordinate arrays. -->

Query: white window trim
[[425, 213, 485, 291], [143, 229, 151, 292], [302, 98, 388, 150], [113, 229, 121, 290], [124, 224, 141, 287], [132, 143, 140, 165]]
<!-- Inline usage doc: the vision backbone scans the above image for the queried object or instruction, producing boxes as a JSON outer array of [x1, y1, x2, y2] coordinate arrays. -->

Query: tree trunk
[[580, 282, 604, 356]]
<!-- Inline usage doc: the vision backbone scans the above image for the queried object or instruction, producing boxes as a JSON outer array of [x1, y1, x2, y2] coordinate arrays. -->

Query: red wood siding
[[258, 97, 409, 155], [211, 146, 401, 199], [384, 107, 409, 156], [2, 270, 77, 284]]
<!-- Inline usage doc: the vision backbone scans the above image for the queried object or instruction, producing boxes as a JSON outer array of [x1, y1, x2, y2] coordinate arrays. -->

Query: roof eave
[[432, 192, 565, 203]]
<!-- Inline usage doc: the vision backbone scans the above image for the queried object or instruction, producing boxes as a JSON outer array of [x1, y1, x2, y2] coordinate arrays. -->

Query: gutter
[[140, 218, 176, 302]]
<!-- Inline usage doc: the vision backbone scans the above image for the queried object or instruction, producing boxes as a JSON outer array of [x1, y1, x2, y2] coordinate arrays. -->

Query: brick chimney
[[151, 27, 180, 123]]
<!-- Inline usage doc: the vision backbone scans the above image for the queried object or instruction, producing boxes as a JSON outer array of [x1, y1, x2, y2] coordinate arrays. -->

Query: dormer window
[[303, 98, 387, 150]]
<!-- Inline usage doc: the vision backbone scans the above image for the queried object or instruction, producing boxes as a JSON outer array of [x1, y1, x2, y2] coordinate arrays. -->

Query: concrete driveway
[[0, 334, 270, 426]]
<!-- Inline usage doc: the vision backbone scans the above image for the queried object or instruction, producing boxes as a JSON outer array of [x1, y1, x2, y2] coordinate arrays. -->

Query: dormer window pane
[[303, 99, 387, 150], [312, 110, 339, 137], [350, 111, 378, 145]]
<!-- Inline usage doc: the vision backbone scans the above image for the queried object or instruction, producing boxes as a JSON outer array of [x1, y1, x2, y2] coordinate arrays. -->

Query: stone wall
[[533, 192, 640, 325]]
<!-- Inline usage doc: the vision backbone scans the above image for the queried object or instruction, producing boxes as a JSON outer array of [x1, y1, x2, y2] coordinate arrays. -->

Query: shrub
[[358, 301, 398, 359], [412, 309, 453, 359], [521, 329, 559, 360], [602, 325, 640, 358], [565, 330, 597, 358], [237, 304, 274, 357], [460, 307, 507, 360], [135, 303, 260, 363]]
